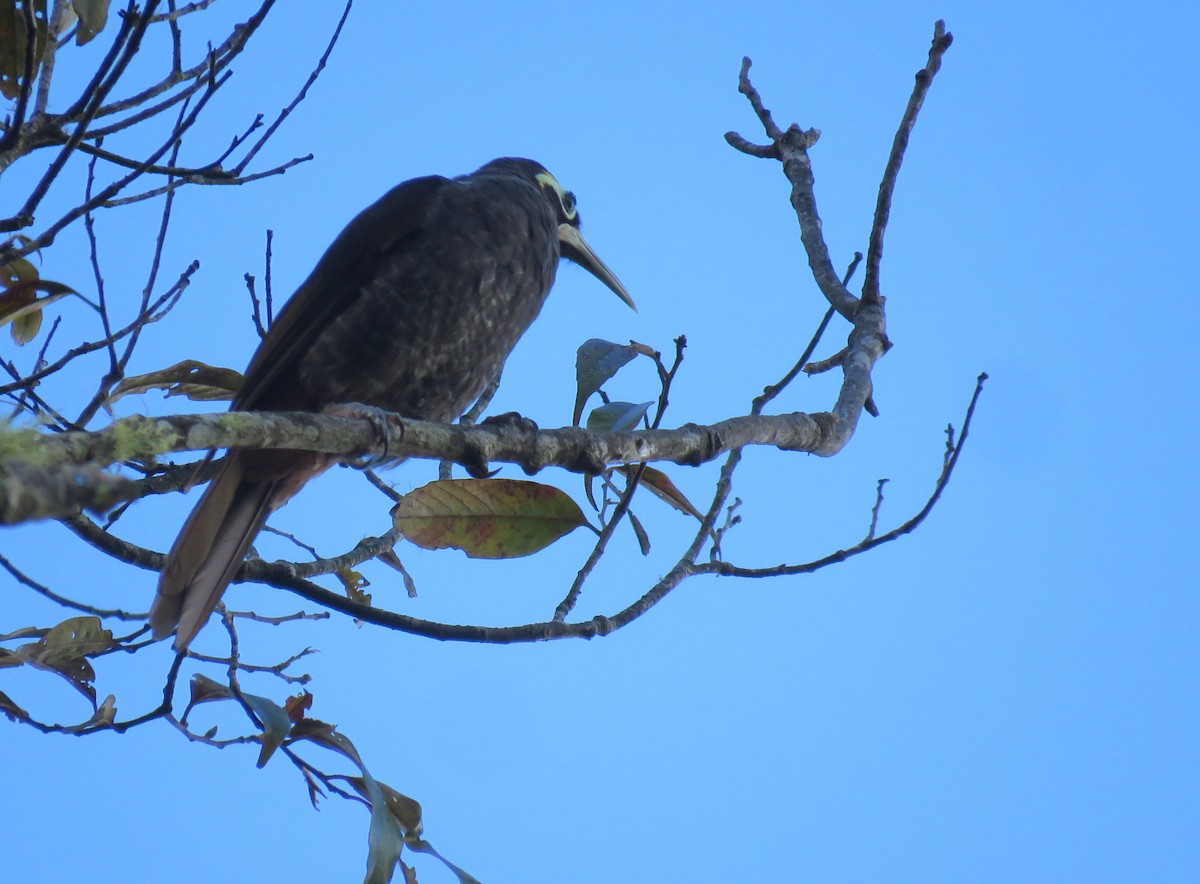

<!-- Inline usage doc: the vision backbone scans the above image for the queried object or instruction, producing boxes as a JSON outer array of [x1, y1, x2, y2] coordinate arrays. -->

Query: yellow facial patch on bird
[[535, 171, 578, 222]]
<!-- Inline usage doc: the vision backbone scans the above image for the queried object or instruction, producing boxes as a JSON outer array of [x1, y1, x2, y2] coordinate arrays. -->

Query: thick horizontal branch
[[4, 252, 888, 525], [0, 462, 139, 525], [3, 408, 843, 522]]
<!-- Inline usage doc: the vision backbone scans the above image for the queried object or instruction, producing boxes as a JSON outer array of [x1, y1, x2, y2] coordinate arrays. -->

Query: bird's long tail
[[150, 452, 278, 650]]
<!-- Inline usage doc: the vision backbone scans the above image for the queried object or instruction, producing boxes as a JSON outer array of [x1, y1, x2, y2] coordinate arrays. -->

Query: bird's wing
[[234, 174, 450, 410]]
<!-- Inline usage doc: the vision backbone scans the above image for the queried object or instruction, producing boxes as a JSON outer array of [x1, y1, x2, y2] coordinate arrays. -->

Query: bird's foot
[[325, 402, 404, 468], [478, 411, 539, 434], [457, 412, 540, 478]]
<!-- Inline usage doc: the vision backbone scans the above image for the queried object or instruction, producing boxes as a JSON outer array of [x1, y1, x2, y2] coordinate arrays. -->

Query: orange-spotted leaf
[[284, 690, 313, 723], [394, 479, 588, 558]]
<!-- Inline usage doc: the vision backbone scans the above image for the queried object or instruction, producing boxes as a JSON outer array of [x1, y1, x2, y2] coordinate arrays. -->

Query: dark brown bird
[[150, 158, 633, 649]]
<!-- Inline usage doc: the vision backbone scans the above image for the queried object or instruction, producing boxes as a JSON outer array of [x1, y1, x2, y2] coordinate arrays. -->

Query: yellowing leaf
[[394, 479, 588, 558], [0, 277, 74, 345], [337, 567, 372, 606], [618, 465, 707, 521], [108, 359, 243, 406], [11, 307, 41, 343]]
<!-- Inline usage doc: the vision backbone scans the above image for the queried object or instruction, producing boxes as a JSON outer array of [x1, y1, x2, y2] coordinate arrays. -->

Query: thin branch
[[232, 0, 352, 175], [282, 527, 404, 580], [863, 20, 954, 305], [3, 68, 231, 255], [0, 261, 199, 398], [865, 478, 889, 542], [753, 252, 860, 415], [702, 373, 987, 579], [0, 1, 156, 232], [148, 0, 218, 25], [553, 462, 646, 621], [33, 0, 74, 116], [725, 57, 859, 320], [0, 552, 142, 619], [84, 149, 120, 377], [97, 153, 311, 208], [91, 0, 273, 123]]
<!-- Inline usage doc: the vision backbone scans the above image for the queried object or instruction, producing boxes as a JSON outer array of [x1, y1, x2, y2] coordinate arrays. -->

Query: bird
[[150, 157, 634, 650]]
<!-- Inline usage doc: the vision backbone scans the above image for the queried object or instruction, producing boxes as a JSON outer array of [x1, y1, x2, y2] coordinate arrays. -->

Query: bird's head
[[478, 158, 636, 311]]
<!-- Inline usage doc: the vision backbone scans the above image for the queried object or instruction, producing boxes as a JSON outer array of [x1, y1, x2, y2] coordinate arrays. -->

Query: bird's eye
[[535, 171, 578, 221]]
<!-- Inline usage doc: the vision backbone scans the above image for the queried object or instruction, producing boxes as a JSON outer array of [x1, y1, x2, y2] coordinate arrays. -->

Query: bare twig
[[0, 552, 142, 619], [863, 21, 954, 305], [726, 57, 858, 321], [754, 252, 861, 414], [865, 478, 889, 542], [703, 373, 987, 579], [232, 0, 352, 174]]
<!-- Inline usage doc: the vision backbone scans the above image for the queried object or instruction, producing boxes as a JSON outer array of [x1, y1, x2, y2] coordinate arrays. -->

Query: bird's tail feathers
[[150, 454, 277, 650]]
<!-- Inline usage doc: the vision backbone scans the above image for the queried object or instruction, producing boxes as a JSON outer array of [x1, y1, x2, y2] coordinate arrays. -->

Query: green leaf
[[573, 338, 640, 425], [243, 692, 293, 768], [404, 838, 482, 884], [362, 773, 406, 884], [290, 718, 366, 768], [0, 1, 49, 100], [394, 479, 588, 558], [187, 673, 232, 706], [38, 615, 114, 659], [1, 255, 37, 284], [628, 509, 651, 555], [71, 0, 109, 45], [347, 777, 424, 838], [64, 693, 116, 732], [586, 400, 652, 433], [12, 616, 115, 706]]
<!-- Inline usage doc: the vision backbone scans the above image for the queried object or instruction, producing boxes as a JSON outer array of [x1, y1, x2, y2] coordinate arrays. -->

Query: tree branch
[[863, 20, 954, 305]]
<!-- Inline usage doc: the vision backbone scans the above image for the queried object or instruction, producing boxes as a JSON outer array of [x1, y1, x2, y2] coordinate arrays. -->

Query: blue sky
[[4, 2, 1197, 881]]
